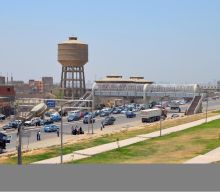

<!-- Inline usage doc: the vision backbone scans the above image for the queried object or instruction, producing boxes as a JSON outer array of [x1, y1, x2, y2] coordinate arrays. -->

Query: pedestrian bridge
[[143, 84, 201, 99], [92, 83, 202, 99]]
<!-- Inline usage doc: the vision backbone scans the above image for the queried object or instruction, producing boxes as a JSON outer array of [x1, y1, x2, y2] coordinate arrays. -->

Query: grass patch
[[0, 112, 219, 164], [71, 119, 220, 164]]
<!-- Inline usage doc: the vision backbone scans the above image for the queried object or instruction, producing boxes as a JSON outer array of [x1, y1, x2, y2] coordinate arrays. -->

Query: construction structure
[[58, 36, 88, 99]]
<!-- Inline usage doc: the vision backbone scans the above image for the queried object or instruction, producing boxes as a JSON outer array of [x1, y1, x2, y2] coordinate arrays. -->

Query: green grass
[[71, 119, 220, 164], [1, 111, 220, 164]]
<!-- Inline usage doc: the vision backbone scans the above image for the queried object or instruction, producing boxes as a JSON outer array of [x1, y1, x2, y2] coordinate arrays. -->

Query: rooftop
[[95, 75, 153, 84]]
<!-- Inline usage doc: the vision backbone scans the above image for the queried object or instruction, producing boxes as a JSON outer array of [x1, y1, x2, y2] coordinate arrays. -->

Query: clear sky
[[0, 0, 220, 84]]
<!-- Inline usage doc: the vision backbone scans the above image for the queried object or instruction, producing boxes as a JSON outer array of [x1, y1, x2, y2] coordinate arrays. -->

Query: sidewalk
[[33, 114, 220, 164], [184, 146, 220, 164]]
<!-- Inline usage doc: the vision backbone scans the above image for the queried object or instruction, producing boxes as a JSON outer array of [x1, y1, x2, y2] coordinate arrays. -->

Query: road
[[1, 99, 220, 152]]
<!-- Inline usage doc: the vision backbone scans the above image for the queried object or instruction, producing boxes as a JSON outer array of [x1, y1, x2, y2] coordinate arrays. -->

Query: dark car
[[67, 115, 80, 122], [8, 121, 21, 129], [126, 111, 136, 118], [2, 124, 13, 130], [42, 119, 54, 125], [101, 117, 114, 126], [0, 114, 6, 120], [108, 116, 116, 122], [83, 115, 95, 124]]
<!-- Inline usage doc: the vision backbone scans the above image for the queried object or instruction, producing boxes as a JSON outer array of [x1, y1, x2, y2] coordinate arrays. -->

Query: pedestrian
[[101, 122, 104, 131], [36, 131, 39, 141], [38, 130, 41, 141], [57, 129, 59, 137]]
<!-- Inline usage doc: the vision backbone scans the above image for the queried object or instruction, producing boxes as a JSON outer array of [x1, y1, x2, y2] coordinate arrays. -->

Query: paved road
[[4, 113, 143, 151], [2, 99, 220, 152]]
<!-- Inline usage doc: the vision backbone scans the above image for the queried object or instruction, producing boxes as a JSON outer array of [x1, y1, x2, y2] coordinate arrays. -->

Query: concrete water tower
[[58, 36, 88, 99]]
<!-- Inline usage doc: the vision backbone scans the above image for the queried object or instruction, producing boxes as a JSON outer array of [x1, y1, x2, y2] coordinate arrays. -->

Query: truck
[[140, 108, 167, 123], [140, 109, 161, 123], [0, 132, 11, 154]]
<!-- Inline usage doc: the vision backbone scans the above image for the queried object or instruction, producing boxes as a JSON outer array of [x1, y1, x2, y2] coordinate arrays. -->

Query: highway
[[1, 99, 220, 152]]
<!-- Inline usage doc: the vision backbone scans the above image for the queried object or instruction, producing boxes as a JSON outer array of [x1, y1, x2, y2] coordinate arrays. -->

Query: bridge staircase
[[185, 95, 203, 115]]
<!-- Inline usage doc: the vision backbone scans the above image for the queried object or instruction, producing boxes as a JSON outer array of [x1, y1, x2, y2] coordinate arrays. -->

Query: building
[[0, 76, 5, 85], [34, 81, 44, 93], [42, 77, 53, 92], [0, 85, 16, 116], [217, 81, 220, 92]]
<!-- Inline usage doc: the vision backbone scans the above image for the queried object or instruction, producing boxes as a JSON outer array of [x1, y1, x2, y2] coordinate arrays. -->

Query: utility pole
[[17, 124, 22, 165], [60, 105, 63, 164], [205, 91, 209, 123]]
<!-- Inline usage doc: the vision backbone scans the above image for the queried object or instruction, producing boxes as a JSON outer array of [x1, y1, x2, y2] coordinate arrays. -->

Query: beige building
[[42, 77, 53, 92]]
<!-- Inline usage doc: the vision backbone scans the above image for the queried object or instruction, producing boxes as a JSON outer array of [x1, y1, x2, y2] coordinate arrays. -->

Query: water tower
[[58, 36, 88, 99]]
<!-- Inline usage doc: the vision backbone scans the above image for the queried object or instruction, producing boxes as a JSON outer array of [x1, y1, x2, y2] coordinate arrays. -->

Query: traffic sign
[[46, 100, 56, 108]]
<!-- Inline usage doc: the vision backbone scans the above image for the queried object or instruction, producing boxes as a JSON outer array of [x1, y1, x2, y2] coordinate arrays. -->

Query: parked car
[[67, 115, 81, 122], [108, 116, 116, 122], [0, 114, 6, 120], [24, 120, 34, 126], [44, 124, 59, 132], [101, 116, 115, 126], [83, 115, 95, 124], [2, 124, 13, 130], [112, 108, 121, 114], [8, 120, 21, 128], [42, 119, 54, 125], [126, 111, 136, 118], [100, 111, 110, 117]]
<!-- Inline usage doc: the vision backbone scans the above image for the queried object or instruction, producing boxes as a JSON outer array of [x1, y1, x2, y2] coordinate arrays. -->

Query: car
[[101, 117, 114, 126], [44, 124, 59, 132], [94, 110, 101, 116], [24, 120, 34, 126], [107, 116, 116, 122], [100, 111, 110, 117], [171, 114, 180, 118], [42, 119, 54, 125], [8, 121, 20, 128], [83, 115, 95, 124], [50, 113, 61, 122], [126, 111, 136, 118], [67, 115, 81, 122], [2, 124, 13, 130], [112, 108, 121, 114], [121, 109, 128, 114], [0, 114, 6, 120]]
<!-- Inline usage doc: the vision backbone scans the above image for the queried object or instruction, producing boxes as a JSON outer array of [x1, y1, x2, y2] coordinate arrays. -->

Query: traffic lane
[[62, 114, 142, 134], [6, 113, 142, 150]]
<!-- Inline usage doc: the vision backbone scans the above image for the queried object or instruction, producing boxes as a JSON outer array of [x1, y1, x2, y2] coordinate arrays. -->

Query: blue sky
[[0, 0, 220, 84]]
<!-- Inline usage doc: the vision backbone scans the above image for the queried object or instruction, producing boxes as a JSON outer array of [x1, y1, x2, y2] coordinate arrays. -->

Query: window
[[7, 88, 10, 92]]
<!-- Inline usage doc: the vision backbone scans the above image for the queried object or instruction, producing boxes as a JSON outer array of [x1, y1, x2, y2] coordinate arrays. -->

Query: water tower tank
[[58, 36, 88, 99]]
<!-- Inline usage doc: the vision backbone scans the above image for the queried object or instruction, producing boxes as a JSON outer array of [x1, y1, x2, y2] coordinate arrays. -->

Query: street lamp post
[[160, 97, 163, 137], [60, 105, 64, 164]]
